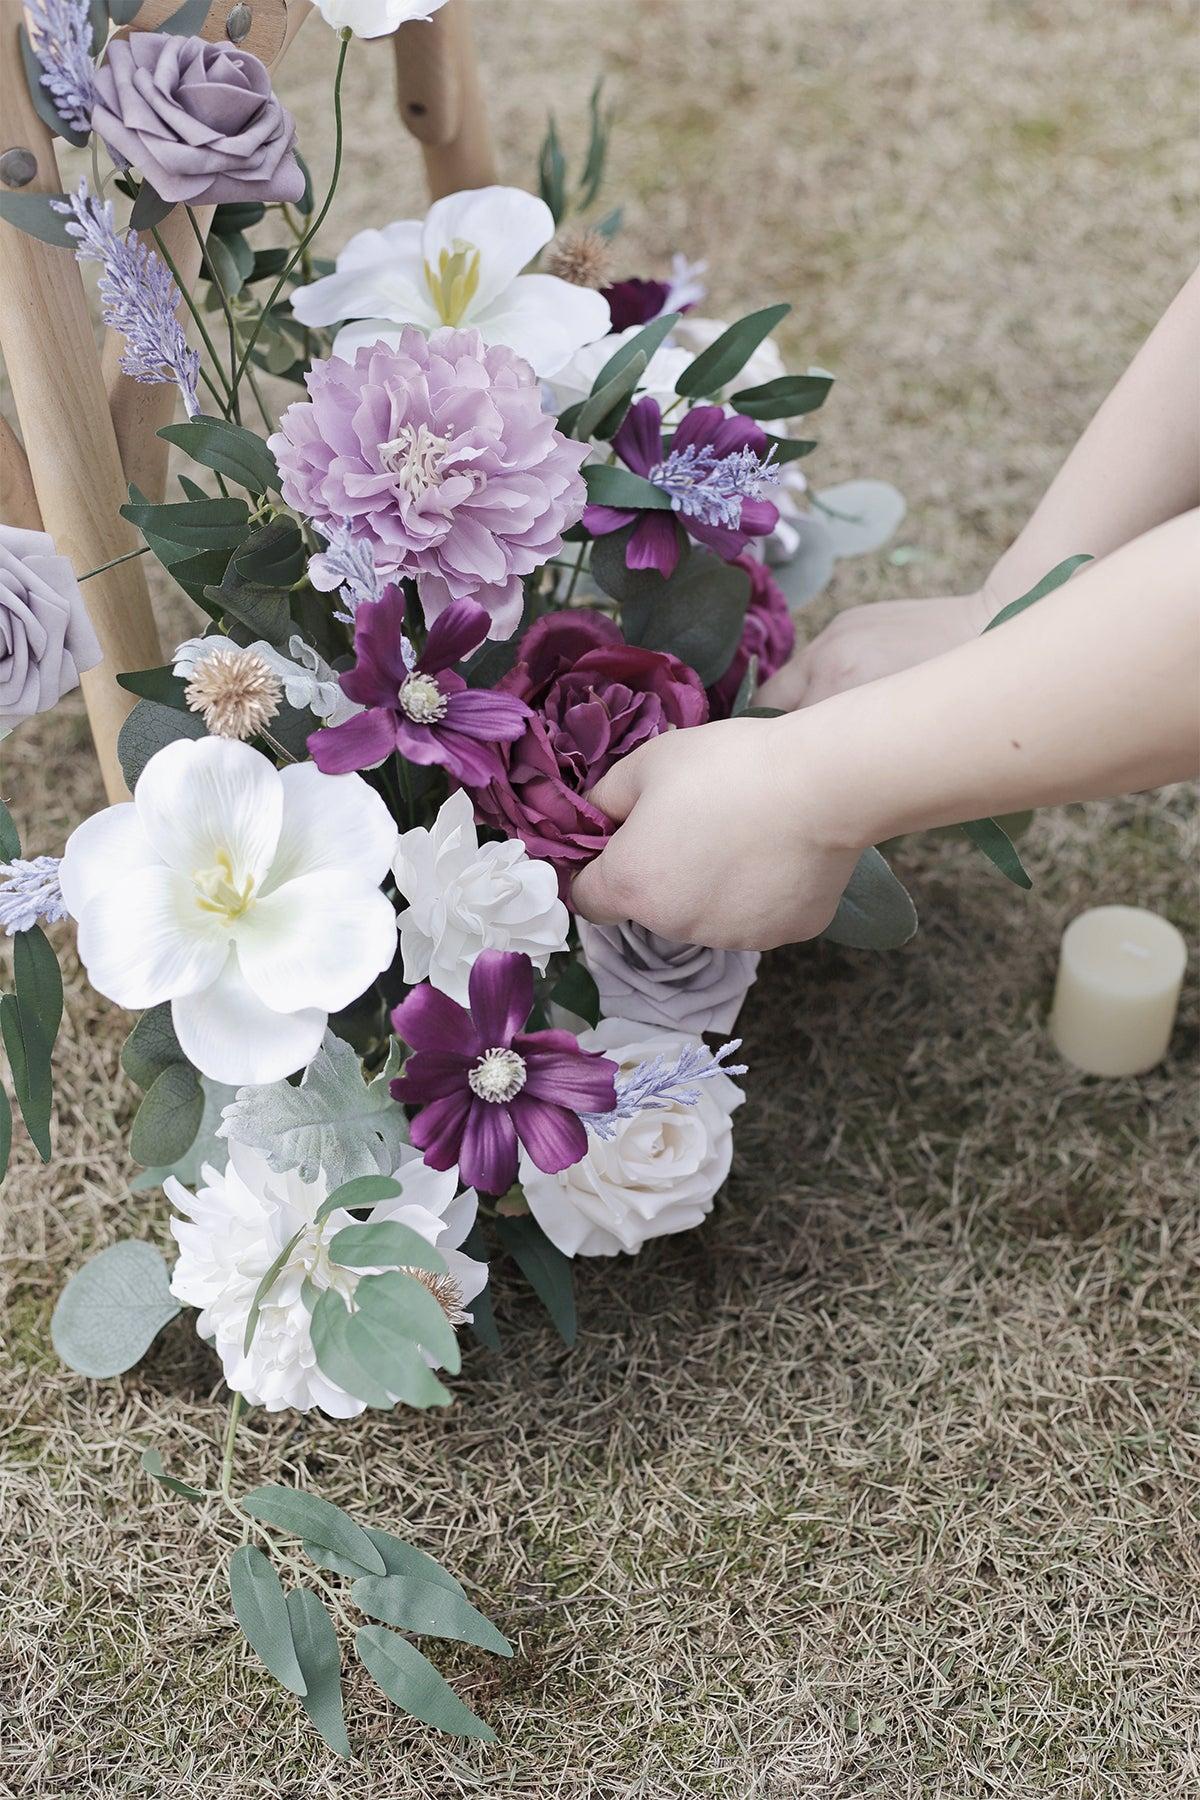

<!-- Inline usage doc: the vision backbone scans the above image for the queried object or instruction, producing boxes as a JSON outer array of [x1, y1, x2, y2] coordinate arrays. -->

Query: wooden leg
[[0, 416, 41, 533], [0, 3, 159, 802], [393, 0, 496, 200]]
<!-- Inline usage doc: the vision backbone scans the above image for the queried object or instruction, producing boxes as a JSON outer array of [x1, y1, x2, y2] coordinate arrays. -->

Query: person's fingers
[[571, 835, 634, 926], [585, 746, 646, 824], [756, 651, 812, 711]]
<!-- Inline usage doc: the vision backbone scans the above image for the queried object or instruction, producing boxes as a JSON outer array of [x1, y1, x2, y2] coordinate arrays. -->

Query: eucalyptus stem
[[230, 30, 351, 409], [183, 207, 242, 425], [151, 224, 234, 414], [79, 544, 150, 581], [562, 538, 589, 604]]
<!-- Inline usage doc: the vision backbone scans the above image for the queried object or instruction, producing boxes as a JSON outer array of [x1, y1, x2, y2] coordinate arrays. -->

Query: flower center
[[194, 850, 256, 924], [398, 671, 449, 724], [423, 238, 482, 325], [379, 421, 452, 498], [468, 1046, 527, 1104], [402, 1265, 469, 1326]]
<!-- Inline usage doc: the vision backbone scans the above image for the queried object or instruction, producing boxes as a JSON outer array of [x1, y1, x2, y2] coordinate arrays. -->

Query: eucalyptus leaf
[[328, 1221, 448, 1278], [108, 0, 144, 24], [309, 1288, 395, 1409], [549, 961, 600, 1028], [983, 553, 1092, 631], [218, 1032, 410, 1189], [0, 188, 77, 247], [202, 230, 250, 301], [305, 1526, 467, 1596], [129, 181, 174, 232], [230, 1546, 308, 1696], [0, 991, 52, 1160], [117, 697, 206, 789], [313, 1173, 403, 1226], [592, 312, 680, 394], [157, 0, 212, 32], [729, 371, 833, 420], [51, 1241, 181, 1378], [592, 537, 752, 688], [240, 1485, 386, 1575], [495, 1215, 577, 1347], [960, 816, 1033, 889], [0, 1087, 12, 1184], [537, 114, 567, 222], [582, 465, 671, 510], [14, 925, 63, 1062], [355, 1626, 496, 1741], [159, 418, 281, 496], [116, 666, 190, 710], [121, 493, 249, 555], [130, 1060, 204, 1168], [130, 1074, 237, 1192], [814, 480, 907, 558], [577, 77, 612, 209], [675, 304, 791, 398], [0, 797, 20, 861], [286, 1590, 350, 1760], [767, 514, 837, 610], [820, 847, 919, 950], [569, 351, 647, 444], [353, 1269, 461, 1375], [351, 1575, 512, 1656], [141, 1446, 207, 1500]]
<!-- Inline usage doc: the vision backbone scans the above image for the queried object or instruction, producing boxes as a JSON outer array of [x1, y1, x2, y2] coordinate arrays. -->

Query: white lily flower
[[59, 737, 398, 1086], [311, 0, 447, 41], [290, 186, 611, 377], [167, 1140, 487, 1415]]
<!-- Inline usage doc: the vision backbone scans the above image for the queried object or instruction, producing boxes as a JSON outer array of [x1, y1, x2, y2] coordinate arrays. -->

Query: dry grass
[[2, 0, 1199, 1794]]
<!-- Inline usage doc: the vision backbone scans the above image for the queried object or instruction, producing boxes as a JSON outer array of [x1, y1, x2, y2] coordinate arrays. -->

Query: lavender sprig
[[583, 1038, 748, 1141], [26, 0, 96, 138], [313, 522, 416, 668], [0, 857, 67, 936], [52, 183, 200, 416], [648, 442, 777, 532]]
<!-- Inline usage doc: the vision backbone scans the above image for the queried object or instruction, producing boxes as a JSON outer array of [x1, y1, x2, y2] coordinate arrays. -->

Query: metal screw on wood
[[225, 4, 253, 41], [0, 146, 37, 188]]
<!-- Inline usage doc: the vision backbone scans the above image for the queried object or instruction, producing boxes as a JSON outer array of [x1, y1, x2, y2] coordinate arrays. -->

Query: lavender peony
[[271, 327, 589, 640], [577, 918, 760, 1036], [91, 34, 304, 206], [0, 523, 101, 729]]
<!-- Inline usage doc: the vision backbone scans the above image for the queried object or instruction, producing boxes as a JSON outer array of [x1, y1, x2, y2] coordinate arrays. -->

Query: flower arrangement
[[0, 0, 1015, 1757]]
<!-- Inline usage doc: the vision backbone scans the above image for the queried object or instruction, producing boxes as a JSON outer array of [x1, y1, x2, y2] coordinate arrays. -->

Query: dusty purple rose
[[577, 917, 760, 1036], [270, 328, 589, 641], [0, 524, 101, 729], [471, 611, 708, 892], [391, 949, 617, 1194], [91, 33, 304, 206], [706, 554, 795, 718], [308, 587, 529, 785]]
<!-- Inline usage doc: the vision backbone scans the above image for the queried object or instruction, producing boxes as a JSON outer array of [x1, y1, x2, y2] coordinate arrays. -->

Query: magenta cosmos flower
[[308, 589, 528, 784], [270, 327, 589, 641], [583, 398, 779, 580], [706, 554, 796, 718], [391, 949, 618, 1194]]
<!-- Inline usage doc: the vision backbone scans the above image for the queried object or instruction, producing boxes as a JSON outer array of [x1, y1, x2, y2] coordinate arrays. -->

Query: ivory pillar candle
[[1050, 905, 1188, 1077]]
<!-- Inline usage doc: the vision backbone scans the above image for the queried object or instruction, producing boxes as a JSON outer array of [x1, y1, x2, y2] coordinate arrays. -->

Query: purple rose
[[0, 524, 101, 729], [91, 34, 304, 206], [271, 328, 589, 642], [706, 554, 796, 718], [577, 917, 760, 1036], [472, 611, 708, 892]]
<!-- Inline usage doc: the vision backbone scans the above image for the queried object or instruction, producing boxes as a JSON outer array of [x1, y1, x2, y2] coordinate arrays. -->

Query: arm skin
[[571, 509, 1200, 950], [758, 266, 1200, 711]]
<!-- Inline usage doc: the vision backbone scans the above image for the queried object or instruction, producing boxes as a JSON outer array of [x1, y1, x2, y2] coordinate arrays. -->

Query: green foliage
[[820, 848, 919, 950], [121, 491, 250, 561], [286, 1590, 350, 1759], [351, 1574, 512, 1656], [355, 1626, 496, 1741], [116, 666, 191, 710], [495, 1215, 577, 1347], [129, 1073, 238, 1193], [159, 418, 281, 496], [240, 1485, 387, 1574], [591, 535, 752, 687], [51, 1241, 181, 1378], [0, 188, 77, 247], [537, 115, 568, 223], [129, 180, 174, 232], [229, 1546, 309, 1696], [582, 464, 671, 510], [327, 1219, 448, 1277], [129, 1060, 205, 1168], [2, 926, 62, 1161], [729, 371, 833, 419], [537, 78, 614, 222], [959, 816, 1033, 889], [0, 797, 20, 861], [675, 304, 791, 398], [983, 553, 1092, 632], [813, 480, 907, 558], [157, 0, 213, 33], [141, 1447, 207, 1500], [310, 1276, 455, 1410], [0, 1086, 11, 1185], [550, 960, 601, 1028], [566, 352, 648, 443], [312, 1172, 404, 1225]]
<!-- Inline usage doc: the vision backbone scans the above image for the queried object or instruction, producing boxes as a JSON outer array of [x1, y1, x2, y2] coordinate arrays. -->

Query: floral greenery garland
[[0, 0, 1055, 1757]]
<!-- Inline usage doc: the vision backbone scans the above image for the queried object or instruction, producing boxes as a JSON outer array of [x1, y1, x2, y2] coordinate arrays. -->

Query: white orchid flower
[[311, 0, 447, 42], [59, 737, 398, 1086], [290, 185, 611, 377]]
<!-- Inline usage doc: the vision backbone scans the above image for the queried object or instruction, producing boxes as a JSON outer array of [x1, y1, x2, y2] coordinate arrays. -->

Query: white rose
[[394, 790, 569, 1004], [519, 1018, 744, 1257]]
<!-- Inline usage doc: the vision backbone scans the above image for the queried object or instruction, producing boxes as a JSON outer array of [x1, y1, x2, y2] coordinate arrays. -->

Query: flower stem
[[151, 223, 234, 414], [219, 1390, 245, 1500], [230, 30, 351, 410], [184, 207, 242, 425], [79, 544, 151, 581]]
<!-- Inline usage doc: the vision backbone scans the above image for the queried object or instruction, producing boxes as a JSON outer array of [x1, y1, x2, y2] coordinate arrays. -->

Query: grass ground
[[2, 0, 1198, 1794]]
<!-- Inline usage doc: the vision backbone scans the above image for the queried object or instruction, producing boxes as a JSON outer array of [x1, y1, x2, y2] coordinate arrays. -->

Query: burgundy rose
[[471, 611, 709, 892], [600, 278, 672, 333], [706, 555, 796, 718]]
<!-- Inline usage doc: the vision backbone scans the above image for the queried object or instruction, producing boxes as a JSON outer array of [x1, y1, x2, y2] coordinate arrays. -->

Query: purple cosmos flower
[[600, 277, 672, 334], [583, 398, 779, 579], [391, 949, 618, 1194], [270, 328, 589, 641], [308, 588, 529, 786]]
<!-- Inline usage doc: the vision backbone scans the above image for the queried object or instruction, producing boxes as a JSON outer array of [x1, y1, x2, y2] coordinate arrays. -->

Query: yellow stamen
[[423, 239, 483, 326]]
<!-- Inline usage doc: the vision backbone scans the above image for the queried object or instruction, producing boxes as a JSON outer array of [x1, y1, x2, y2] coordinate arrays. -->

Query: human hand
[[570, 716, 862, 951], [757, 590, 990, 711]]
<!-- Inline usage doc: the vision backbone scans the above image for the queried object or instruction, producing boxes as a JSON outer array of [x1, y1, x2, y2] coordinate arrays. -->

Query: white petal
[[173, 951, 326, 1085], [330, 319, 419, 361], [438, 1186, 478, 1248], [234, 874, 397, 1013], [471, 274, 611, 377], [421, 186, 555, 314], [291, 259, 433, 330], [59, 802, 159, 921], [265, 762, 398, 889], [134, 737, 283, 885], [75, 866, 228, 1008]]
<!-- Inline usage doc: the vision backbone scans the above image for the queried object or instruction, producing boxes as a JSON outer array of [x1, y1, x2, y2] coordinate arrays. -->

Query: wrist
[[768, 699, 887, 855]]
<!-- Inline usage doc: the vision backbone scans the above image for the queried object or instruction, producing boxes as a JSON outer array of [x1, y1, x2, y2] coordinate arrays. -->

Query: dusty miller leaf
[[218, 1033, 407, 1186]]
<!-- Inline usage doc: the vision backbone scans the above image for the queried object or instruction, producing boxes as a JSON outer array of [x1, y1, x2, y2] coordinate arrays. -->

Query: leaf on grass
[[813, 480, 907, 558], [217, 1032, 410, 1189], [820, 848, 919, 951], [495, 1215, 577, 1347], [351, 1574, 512, 1656], [229, 1545, 308, 1696], [51, 1241, 181, 1378], [286, 1589, 350, 1759], [355, 1625, 496, 1741], [141, 1446, 207, 1500], [306, 1525, 467, 1595], [240, 1485, 386, 1576]]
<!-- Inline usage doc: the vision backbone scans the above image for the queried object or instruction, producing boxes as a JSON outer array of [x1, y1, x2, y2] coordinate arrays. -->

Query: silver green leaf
[[821, 848, 919, 951], [51, 1241, 181, 1378], [229, 1546, 307, 1696], [351, 1574, 512, 1656], [218, 1033, 408, 1188], [239, 1485, 386, 1576], [355, 1626, 496, 1741], [286, 1589, 350, 1759], [130, 1075, 238, 1193], [813, 480, 907, 558], [305, 1526, 466, 1596]]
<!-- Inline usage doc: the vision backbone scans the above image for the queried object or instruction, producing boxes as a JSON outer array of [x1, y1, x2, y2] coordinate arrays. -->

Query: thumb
[[570, 833, 632, 926], [584, 747, 645, 825]]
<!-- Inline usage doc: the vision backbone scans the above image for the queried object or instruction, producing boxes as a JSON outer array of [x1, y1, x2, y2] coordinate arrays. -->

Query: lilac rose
[[91, 34, 304, 206], [0, 524, 101, 729], [577, 917, 760, 1036]]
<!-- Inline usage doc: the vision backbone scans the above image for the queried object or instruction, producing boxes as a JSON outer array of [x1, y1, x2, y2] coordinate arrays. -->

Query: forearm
[[788, 510, 1200, 850], [983, 269, 1200, 607]]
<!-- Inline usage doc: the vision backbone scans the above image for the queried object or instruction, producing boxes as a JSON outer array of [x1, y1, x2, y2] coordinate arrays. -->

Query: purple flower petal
[[418, 597, 492, 675], [456, 1098, 519, 1194], [670, 403, 726, 454], [442, 687, 529, 743], [347, 586, 412, 692], [467, 949, 533, 1048], [626, 512, 682, 577], [408, 1087, 474, 1171], [582, 504, 638, 536], [307, 706, 398, 774], [388, 1050, 473, 1104], [509, 1093, 589, 1175], [612, 397, 662, 476], [520, 1046, 619, 1111], [392, 983, 482, 1057]]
